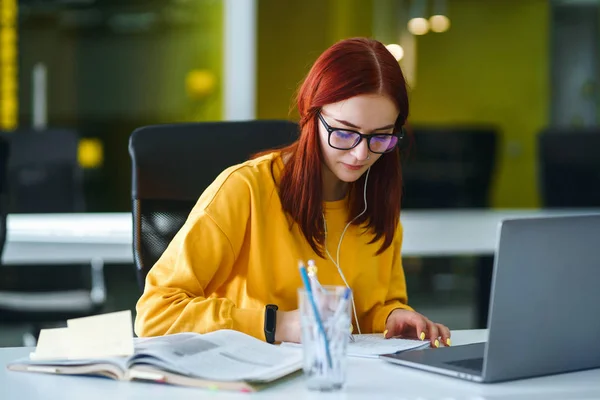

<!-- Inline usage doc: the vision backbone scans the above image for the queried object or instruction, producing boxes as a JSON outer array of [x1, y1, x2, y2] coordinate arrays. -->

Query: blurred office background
[[1, 0, 599, 346]]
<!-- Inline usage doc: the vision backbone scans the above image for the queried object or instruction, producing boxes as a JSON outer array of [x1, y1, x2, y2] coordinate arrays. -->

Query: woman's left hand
[[384, 308, 451, 348]]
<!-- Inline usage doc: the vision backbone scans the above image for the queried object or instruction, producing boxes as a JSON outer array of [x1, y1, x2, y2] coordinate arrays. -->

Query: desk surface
[[2, 329, 599, 399], [4, 209, 600, 265]]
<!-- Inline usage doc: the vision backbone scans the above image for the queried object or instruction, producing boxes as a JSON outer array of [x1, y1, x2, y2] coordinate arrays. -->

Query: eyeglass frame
[[317, 112, 405, 154]]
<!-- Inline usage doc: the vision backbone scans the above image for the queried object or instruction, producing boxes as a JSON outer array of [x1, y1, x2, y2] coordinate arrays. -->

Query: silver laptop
[[381, 214, 600, 383]]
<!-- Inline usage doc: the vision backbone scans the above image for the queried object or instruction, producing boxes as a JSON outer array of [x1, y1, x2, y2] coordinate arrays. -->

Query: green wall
[[257, 0, 372, 120], [257, 0, 550, 208], [409, 0, 549, 207]]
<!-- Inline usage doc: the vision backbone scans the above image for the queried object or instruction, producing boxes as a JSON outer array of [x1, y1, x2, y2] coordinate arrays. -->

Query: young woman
[[135, 37, 451, 348]]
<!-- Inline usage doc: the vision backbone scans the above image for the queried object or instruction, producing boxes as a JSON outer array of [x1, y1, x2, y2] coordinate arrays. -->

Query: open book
[[7, 329, 302, 392], [282, 333, 430, 359]]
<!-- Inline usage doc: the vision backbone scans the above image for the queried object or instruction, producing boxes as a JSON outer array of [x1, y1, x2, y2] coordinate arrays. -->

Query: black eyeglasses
[[318, 113, 404, 154]]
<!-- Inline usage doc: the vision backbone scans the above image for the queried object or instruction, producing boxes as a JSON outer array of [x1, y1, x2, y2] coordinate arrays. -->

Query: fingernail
[[446, 338, 451, 346], [383, 329, 388, 338], [419, 332, 425, 341], [434, 339, 440, 348]]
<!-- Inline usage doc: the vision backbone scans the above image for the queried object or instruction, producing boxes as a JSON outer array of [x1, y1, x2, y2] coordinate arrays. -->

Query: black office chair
[[0, 130, 105, 343], [538, 128, 600, 207], [2, 129, 85, 213], [401, 126, 499, 209], [129, 120, 298, 289]]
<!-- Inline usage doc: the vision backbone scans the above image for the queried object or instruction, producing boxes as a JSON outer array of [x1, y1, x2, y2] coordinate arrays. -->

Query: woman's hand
[[384, 309, 451, 348], [274, 309, 301, 343]]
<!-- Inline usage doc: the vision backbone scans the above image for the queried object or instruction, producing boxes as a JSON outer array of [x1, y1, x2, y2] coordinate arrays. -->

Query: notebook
[[347, 334, 430, 358], [6, 311, 302, 392], [282, 334, 429, 358]]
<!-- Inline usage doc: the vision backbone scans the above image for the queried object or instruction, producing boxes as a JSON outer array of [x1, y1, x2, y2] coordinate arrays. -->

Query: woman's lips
[[342, 163, 364, 171]]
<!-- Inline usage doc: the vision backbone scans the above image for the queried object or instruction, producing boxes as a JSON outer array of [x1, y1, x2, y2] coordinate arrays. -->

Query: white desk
[[2, 329, 599, 399], [4, 209, 600, 265]]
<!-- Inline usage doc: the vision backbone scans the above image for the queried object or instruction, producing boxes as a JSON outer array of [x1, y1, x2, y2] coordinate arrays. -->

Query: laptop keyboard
[[445, 357, 484, 372]]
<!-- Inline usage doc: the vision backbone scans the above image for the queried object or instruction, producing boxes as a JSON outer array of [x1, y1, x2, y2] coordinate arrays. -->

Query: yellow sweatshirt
[[135, 152, 412, 340]]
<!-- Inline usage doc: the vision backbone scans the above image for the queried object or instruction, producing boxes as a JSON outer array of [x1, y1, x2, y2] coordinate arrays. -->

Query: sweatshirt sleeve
[[134, 170, 265, 340], [361, 221, 414, 333]]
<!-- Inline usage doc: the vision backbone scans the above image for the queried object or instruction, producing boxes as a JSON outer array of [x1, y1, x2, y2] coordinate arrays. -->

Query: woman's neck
[[321, 164, 348, 201]]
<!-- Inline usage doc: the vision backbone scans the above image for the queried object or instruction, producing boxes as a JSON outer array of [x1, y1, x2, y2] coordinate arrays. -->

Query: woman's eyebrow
[[332, 117, 395, 131]]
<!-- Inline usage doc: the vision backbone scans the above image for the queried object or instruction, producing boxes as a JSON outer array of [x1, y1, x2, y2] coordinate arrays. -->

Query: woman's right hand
[[275, 309, 301, 343]]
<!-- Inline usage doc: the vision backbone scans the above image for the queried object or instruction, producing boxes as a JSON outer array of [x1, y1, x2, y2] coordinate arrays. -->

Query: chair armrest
[[89, 257, 106, 306]]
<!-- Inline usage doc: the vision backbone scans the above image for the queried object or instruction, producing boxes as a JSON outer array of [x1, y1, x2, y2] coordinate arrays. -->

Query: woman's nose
[[350, 138, 370, 161]]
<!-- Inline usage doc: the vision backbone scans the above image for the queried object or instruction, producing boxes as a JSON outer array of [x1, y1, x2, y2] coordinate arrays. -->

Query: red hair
[[274, 38, 408, 257]]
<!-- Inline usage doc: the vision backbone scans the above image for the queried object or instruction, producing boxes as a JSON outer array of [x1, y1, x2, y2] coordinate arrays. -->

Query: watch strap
[[264, 304, 278, 343]]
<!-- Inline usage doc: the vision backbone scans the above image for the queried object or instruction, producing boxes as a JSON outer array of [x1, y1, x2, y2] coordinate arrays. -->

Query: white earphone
[[322, 166, 371, 335]]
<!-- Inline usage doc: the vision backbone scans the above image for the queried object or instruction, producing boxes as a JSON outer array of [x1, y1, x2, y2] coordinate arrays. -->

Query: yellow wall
[[409, 0, 549, 207], [257, 0, 550, 208], [180, 0, 223, 122], [257, 0, 372, 120]]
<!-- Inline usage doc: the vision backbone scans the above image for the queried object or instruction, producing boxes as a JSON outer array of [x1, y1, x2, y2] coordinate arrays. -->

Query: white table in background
[[2, 329, 599, 399], [4, 209, 599, 265], [6, 209, 599, 329], [3, 213, 132, 265]]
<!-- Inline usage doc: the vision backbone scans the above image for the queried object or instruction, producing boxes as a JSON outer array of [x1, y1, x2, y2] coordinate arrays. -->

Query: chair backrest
[[129, 120, 299, 289], [0, 129, 85, 213], [538, 128, 600, 207], [0, 135, 10, 260], [401, 126, 499, 208]]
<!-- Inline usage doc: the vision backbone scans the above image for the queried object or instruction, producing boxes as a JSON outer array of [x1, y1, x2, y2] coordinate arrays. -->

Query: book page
[[29, 328, 71, 361], [67, 310, 134, 359], [29, 311, 134, 361], [129, 330, 302, 382]]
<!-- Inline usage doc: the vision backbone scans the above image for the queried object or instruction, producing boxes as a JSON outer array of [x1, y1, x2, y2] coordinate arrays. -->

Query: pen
[[331, 287, 354, 343], [298, 261, 333, 369], [307, 259, 326, 293], [332, 287, 351, 321], [307, 259, 328, 317]]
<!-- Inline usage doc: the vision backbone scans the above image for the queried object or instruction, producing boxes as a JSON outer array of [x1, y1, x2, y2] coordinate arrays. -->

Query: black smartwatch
[[264, 304, 278, 343]]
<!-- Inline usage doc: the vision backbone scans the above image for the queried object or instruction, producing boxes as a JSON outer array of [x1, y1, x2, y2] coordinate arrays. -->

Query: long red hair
[[274, 37, 408, 257]]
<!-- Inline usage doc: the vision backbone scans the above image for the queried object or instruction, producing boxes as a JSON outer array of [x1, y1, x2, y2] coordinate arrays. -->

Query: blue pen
[[298, 261, 333, 369]]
